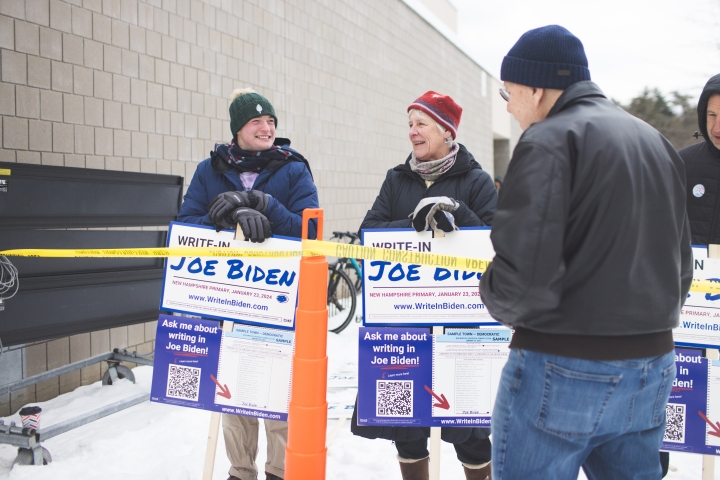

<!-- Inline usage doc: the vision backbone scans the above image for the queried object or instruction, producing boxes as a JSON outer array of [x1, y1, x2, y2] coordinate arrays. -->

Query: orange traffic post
[[285, 208, 328, 480]]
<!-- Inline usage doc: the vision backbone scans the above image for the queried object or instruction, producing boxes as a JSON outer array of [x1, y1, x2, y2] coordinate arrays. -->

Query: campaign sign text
[[660, 347, 720, 456], [357, 327, 433, 427], [357, 326, 511, 427], [430, 328, 510, 427], [213, 324, 294, 420], [150, 314, 294, 421], [151, 314, 223, 410], [362, 228, 495, 326], [160, 222, 301, 329], [674, 246, 720, 348]]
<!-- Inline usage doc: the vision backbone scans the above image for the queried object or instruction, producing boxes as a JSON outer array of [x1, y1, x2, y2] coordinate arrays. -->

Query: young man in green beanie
[[479, 25, 692, 479], [178, 89, 318, 480]]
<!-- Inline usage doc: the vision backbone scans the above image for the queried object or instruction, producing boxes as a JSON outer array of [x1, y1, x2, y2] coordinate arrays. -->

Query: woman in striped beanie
[[353, 91, 498, 480]]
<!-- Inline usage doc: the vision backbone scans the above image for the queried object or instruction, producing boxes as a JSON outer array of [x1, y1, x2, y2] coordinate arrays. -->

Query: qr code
[[166, 364, 201, 402], [664, 403, 686, 443], [376, 380, 413, 417]]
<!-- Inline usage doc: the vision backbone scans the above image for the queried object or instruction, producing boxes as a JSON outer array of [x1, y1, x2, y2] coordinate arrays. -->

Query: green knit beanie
[[229, 91, 277, 138]]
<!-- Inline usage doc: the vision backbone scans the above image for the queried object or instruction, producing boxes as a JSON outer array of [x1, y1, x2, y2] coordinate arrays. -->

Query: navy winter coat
[[177, 144, 319, 239]]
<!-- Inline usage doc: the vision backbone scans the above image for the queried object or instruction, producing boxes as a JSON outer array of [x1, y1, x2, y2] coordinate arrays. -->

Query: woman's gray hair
[[408, 108, 446, 135]]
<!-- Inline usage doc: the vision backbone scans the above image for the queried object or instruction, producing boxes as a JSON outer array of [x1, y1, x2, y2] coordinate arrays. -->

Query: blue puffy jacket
[[177, 143, 319, 239]]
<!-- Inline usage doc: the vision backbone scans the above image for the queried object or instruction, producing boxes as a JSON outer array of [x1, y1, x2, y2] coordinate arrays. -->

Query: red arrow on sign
[[424, 385, 450, 410], [210, 374, 232, 399], [698, 411, 720, 438]]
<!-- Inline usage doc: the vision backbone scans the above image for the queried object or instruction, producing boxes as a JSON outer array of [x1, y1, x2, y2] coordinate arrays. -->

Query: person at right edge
[[479, 25, 693, 479], [662, 73, 720, 477], [680, 73, 720, 243]]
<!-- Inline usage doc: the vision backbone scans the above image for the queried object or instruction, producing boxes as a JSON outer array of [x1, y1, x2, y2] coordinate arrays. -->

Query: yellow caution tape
[[691, 279, 720, 295], [0, 247, 303, 258], [301, 240, 491, 272], [1, 241, 717, 294]]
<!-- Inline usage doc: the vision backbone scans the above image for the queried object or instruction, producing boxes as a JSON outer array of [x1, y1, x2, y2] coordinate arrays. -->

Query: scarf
[[213, 140, 293, 173], [409, 142, 459, 182]]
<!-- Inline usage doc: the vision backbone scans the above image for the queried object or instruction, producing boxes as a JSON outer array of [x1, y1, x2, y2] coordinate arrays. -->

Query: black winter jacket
[[679, 73, 720, 246], [480, 81, 693, 360], [359, 144, 497, 232], [352, 144, 497, 445]]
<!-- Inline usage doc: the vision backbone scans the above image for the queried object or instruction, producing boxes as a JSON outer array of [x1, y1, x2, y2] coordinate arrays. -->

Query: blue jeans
[[492, 349, 675, 480]]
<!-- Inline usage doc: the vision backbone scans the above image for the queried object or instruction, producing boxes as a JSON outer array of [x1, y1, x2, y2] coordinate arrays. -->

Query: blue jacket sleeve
[[177, 162, 214, 225], [264, 163, 319, 239]]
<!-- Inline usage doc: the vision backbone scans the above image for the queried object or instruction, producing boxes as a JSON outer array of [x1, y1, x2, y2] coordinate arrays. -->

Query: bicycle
[[326, 231, 363, 333], [331, 231, 363, 292]]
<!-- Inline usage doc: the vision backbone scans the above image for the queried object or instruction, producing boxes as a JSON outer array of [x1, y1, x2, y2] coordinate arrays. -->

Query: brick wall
[[0, 0, 493, 414]]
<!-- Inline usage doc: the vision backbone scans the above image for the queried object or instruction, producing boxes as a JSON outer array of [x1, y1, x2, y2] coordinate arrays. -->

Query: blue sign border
[[160, 221, 300, 331], [150, 314, 290, 421], [361, 226, 493, 327]]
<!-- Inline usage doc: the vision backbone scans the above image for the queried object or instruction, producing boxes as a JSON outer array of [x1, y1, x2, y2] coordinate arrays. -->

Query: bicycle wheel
[[327, 266, 357, 333]]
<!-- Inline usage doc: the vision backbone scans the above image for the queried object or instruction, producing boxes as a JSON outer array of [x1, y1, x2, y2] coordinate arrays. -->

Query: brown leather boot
[[463, 462, 491, 480], [398, 457, 429, 480]]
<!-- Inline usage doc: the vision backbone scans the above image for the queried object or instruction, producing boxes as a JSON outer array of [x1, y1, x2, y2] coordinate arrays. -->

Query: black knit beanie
[[229, 91, 277, 137], [501, 25, 590, 89]]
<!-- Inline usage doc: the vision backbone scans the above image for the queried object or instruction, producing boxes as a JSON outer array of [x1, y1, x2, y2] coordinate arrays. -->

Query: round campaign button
[[693, 184, 705, 198]]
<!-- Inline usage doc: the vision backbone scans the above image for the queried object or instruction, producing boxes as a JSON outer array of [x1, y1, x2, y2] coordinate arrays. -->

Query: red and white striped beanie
[[407, 91, 463, 139]]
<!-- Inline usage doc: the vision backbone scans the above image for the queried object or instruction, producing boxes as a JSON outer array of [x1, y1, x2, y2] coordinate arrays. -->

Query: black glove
[[411, 203, 434, 232], [208, 191, 254, 225], [432, 210, 456, 232], [231, 208, 272, 243], [410, 197, 459, 232], [247, 190, 270, 215]]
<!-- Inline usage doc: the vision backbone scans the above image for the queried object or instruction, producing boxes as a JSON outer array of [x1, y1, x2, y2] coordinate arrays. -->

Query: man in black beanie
[[479, 25, 693, 479]]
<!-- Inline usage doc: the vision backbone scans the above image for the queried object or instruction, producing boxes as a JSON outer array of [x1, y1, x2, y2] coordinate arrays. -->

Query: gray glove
[[409, 197, 459, 233], [231, 208, 272, 243]]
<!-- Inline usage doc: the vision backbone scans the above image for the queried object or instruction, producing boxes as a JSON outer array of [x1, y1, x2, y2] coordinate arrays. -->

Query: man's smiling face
[[236, 115, 276, 151], [707, 94, 720, 150]]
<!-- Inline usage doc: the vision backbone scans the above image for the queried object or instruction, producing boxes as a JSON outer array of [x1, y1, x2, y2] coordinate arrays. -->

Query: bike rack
[[0, 348, 154, 467]]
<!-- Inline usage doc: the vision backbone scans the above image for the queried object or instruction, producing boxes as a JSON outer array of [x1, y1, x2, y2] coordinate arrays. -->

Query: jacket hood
[[698, 74, 720, 156]]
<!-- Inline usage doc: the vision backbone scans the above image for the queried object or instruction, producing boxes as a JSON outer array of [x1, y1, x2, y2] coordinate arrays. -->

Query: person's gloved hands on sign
[[208, 189, 272, 242], [410, 196, 459, 234]]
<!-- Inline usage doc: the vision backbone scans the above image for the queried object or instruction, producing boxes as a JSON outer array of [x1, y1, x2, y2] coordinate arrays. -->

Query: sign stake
[[202, 319, 235, 480], [429, 325, 442, 480]]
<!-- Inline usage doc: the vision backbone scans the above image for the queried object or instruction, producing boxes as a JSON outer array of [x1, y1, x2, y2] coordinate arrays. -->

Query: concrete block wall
[[0, 0, 493, 414]]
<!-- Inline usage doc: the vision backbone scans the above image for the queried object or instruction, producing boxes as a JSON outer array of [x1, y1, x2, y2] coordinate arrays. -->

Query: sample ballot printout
[[214, 324, 294, 420], [706, 361, 720, 448], [431, 327, 510, 426]]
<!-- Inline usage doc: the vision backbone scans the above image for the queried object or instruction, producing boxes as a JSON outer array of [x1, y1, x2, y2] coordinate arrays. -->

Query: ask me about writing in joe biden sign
[[151, 314, 294, 421]]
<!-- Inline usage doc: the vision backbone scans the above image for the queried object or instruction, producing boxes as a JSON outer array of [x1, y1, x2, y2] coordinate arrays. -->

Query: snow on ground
[[0, 314, 713, 479]]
